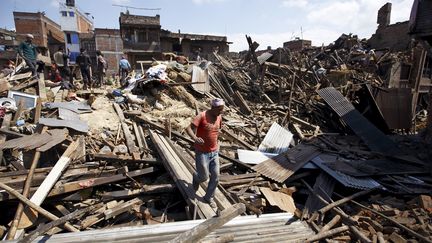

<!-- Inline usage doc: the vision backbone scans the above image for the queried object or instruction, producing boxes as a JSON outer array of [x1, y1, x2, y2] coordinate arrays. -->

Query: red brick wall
[[95, 29, 123, 75], [14, 12, 64, 54], [14, 15, 44, 46], [77, 14, 92, 33]]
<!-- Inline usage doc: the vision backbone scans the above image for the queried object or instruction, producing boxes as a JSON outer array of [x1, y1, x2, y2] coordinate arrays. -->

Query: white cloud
[[112, 0, 131, 5], [281, 0, 308, 8], [50, 0, 59, 8], [307, 1, 360, 28], [192, 0, 226, 4], [391, 0, 413, 23]]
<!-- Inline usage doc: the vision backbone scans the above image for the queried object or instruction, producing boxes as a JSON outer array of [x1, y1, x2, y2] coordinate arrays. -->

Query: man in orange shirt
[[186, 98, 224, 208]]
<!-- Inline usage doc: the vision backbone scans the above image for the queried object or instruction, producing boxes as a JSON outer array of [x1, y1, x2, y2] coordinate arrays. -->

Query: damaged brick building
[[368, 2, 432, 128], [13, 11, 65, 58], [119, 12, 229, 69]]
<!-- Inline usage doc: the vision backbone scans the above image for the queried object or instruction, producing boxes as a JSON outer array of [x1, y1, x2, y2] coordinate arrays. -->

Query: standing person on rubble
[[186, 98, 225, 209], [96, 50, 107, 87], [118, 56, 131, 85], [18, 34, 38, 79], [76, 48, 92, 90], [53, 46, 70, 82]]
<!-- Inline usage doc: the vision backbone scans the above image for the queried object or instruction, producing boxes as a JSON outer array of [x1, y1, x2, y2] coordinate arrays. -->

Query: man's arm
[[186, 123, 204, 144], [17, 43, 24, 57], [32, 45, 38, 58]]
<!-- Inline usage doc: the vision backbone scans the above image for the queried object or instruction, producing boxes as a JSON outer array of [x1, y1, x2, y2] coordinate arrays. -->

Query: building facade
[[283, 39, 312, 51], [95, 28, 123, 75], [13, 11, 64, 57], [59, 0, 93, 63], [119, 12, 229, 68]]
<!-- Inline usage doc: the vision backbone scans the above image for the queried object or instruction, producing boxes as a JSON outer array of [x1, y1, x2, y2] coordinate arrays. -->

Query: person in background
[[18, 34, 38, 79], [0, 60, 15, 78], [119, 56, 131, 85], [96, 50, 107, 86], [76, 48, 92, 90], [186, 98, 225, 208], [53, 46, 71, 82]]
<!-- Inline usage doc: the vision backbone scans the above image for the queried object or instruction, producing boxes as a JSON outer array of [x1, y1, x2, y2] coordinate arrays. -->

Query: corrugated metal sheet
[[237, 149, 278, 165], [257, 52, 273, 65], [374, 88, 412, 129], [191, 65, 211, 94], [19, 213, 315, 243], [317, 87, 398, 154], [253, 144, 321, 183], [258, 122, 293, 154], [312, 157, 381, 190]]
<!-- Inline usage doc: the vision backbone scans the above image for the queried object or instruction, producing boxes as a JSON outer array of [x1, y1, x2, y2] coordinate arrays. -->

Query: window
[[66, 33, 71, 44], [69, 11, 74, 17], [137, 31, 147, 43], [61, 11, 67, 17]]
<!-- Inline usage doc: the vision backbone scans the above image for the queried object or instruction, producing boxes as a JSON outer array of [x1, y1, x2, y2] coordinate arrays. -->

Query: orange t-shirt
[[192, 111, 222, 152]]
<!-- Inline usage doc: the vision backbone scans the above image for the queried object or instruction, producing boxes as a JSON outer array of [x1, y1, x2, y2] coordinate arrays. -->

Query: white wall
[[59, 5, 78, 32]]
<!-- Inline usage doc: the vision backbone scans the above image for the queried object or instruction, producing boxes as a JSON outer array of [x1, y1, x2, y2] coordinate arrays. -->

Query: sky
[[0, 0, 414, 52]]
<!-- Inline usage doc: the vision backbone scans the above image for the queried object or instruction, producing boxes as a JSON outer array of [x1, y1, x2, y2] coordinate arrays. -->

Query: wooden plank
[[0, 182, 79, 233], [0, 114, 12, 162], [100, 184, 176, 199], [149, 131, 215, 219], [91, 153, 158, 164], [12, 99, 24, 124], [10, 79, 38, 91], [132, 122, 144, 149], [48, 167, 155, 197], [14, 140, 79, 238], [34, 97, 42, 123], [169, 203, 245, 243], [6, 151, 41, 239], [166, 138, 232, 211], [36, 129, 68, 152], [232, 91, 252, 115], [113, 103, 139, 157], [21, 203, 101, 243], [104, 197, 144, 219], [54, 89, 63, 102], [37, 73, 47, 102]]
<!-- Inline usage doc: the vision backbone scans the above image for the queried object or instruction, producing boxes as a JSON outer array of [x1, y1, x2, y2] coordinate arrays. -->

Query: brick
[[389, 232, 407, 243], [419, 195, 432, 213]]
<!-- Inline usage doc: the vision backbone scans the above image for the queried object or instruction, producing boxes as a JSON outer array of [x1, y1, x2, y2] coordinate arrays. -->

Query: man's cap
[[26, 34, 34, 39], [211, 98, 225, 107]]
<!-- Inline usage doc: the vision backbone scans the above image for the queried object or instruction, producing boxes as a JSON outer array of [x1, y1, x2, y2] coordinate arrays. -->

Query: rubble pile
[[0, 34, 431, 242]]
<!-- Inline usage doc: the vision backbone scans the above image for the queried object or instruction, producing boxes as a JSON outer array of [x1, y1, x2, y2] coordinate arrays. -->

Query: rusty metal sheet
[[252, 144, 321, 183], [374, 88, 412, 129], [317, 87, 398, 154]]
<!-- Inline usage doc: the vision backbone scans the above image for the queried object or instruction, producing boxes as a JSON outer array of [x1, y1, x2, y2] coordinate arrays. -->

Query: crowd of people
[[4, 33, 133, 90]]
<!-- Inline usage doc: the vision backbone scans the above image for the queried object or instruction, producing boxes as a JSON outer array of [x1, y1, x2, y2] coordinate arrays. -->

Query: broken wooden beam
[[113, 103, 140, 159], [91, 153, 158, 164], [169, 203, 246, 243], [0, 182, 79, 233], [21, 203, 102, 243], [304, 225, 349, 243], [318, 188, 376, 215]]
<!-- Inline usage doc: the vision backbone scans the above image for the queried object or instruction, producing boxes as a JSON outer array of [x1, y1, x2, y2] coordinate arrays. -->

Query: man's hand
[[195, 137, 204, 145]]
